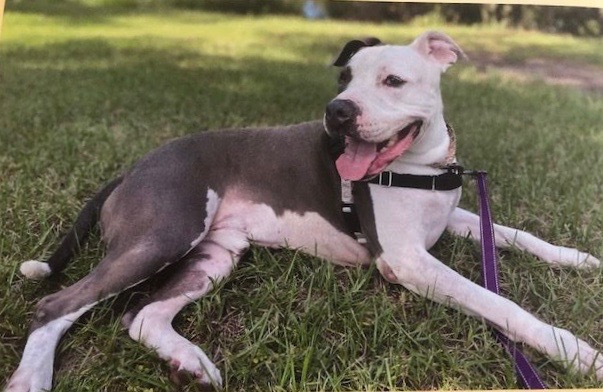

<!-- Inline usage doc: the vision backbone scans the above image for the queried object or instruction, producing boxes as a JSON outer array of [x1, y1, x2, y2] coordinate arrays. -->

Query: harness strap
[[341, 202, 366, 243], [367, 170, 462, 190], [341, 180, 367, 243]]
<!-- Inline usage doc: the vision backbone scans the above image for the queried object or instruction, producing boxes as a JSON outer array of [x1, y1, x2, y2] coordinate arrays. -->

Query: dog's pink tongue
[[336, 137, 377, 180], [366, 132, 414, 177]]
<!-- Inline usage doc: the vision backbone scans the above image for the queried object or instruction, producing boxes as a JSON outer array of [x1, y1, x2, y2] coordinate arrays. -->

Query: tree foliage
[[173, 1, 601, 37], [323, 2, 601, 36]]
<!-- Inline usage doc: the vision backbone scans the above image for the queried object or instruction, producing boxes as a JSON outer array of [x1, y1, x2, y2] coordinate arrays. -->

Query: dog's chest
[[370, 185, 461, 250]]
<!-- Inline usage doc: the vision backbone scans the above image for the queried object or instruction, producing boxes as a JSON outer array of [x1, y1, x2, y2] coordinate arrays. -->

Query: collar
[[441, 122, 457, 167]]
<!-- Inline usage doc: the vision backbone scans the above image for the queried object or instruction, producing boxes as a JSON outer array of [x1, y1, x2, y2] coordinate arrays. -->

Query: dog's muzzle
[[324, 99, 360, 137]]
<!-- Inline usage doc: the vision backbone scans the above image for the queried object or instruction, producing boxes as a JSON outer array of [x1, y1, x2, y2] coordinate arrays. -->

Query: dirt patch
[[468, 51, 603, 93]]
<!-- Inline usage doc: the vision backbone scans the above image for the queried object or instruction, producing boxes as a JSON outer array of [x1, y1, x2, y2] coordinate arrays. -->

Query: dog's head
[[325, 31, 465, 181]]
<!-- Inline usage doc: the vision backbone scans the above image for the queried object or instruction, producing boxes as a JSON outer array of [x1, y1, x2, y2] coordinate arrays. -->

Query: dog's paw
[[538, 326, 603, 379], [565, 334, 603, 380], [6, 367, 52, 392], [554, 247, 601, 269], [538, 246, 601, 268], [577, 252, 601, 269], [168, 345, 223, 389]]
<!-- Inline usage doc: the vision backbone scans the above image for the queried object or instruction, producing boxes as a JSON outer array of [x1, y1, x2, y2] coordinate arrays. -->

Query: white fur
[[212, 188, 371, 266], [336, 45, 444, 146], [129, 293, 222, 387], [6, 304, 94, 392], [129, 296, 223, 388], [19, 260, 52, 280], [190, 189, 221, 248], [128, 242, 236, 389], [447, 207, 601, 268]]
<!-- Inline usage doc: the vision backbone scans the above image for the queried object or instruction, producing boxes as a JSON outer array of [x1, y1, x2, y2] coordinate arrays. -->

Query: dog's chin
[[335, 121, 422, 181]]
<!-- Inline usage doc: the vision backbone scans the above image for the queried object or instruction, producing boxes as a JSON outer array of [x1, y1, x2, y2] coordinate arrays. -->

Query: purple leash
[[475, 171, 547, 389]]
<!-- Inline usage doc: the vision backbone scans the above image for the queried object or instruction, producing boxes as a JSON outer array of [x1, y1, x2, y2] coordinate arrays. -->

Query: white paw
[[168, 344, 223, 388], [539, 326, 603, 379], [19, 260, 52, 280], [6, 367, 52, 392], [575, 251, 601, 269], [551, 247, 600, 269]]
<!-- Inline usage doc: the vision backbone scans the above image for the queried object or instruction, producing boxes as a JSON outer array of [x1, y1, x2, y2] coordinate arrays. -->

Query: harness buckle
[[379, 171, 393, 187]]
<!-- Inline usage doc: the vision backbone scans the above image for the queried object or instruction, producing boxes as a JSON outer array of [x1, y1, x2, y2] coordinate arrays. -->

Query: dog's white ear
[[411, 31, 466, 72]]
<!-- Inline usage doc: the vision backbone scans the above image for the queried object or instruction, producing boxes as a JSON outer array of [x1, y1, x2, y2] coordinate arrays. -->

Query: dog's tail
[[19, 176, 124, 280]]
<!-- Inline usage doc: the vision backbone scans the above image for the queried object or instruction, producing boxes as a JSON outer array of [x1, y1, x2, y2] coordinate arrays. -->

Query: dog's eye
[[384, 75, 406, 88]]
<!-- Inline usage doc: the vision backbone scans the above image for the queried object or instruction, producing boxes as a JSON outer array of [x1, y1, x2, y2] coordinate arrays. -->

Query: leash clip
[[444, 164, 482, 177], [461, 168, 482, 177], [444, 163, 465, 175]]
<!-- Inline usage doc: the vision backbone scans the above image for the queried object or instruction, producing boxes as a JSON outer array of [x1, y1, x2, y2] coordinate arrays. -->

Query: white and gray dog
[[7, 31, 602, 391]]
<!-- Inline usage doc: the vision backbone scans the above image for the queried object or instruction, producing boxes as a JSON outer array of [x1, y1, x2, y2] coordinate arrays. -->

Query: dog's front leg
[[447, 207, 600, 268], [375, 250, 603, 380]]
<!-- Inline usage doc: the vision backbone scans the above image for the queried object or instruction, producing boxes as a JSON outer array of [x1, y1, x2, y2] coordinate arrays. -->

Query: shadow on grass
[[0, 37, 338, 148], [6, 0, 138, 23], [5, 0, 233, 25]]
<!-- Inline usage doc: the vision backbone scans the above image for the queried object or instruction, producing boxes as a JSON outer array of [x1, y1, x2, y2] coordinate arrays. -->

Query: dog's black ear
[[332, 37, 383, 67]]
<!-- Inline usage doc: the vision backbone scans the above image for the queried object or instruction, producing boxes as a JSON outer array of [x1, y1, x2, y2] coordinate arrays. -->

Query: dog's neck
[[387, 114, 453, 175]]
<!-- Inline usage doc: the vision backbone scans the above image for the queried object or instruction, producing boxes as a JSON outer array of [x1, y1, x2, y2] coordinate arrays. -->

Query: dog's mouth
[[336, 121, 422, 181]]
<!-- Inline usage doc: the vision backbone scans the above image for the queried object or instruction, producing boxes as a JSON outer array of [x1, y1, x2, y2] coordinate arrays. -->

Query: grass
[[1, 2, 602, 391]]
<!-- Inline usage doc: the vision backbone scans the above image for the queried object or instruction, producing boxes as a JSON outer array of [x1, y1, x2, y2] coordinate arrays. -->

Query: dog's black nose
[[325, 99, 359, 133]]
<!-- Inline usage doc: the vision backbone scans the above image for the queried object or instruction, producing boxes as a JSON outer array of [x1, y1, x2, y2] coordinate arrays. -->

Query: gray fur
[[30, 120, 380, 331]]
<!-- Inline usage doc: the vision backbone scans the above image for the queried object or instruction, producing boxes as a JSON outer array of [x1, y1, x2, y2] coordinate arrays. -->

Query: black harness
[[342, 164, 468, 240], [367, 166, 464, 190]]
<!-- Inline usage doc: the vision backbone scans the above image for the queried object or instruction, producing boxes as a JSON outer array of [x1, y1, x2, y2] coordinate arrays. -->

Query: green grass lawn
[[1, 3, 602, 391]]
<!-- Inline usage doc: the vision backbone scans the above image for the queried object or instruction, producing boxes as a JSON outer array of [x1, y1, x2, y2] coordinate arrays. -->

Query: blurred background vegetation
[[7, 0, 603, 37]]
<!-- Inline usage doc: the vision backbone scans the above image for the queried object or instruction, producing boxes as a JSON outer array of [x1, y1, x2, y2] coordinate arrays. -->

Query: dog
[[6, 31, 602, 391]]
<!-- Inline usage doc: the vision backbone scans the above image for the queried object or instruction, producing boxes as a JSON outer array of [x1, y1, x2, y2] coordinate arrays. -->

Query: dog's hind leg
[[6, 241, 191, 392], [122, 236, 247, 389], [5, 300, 96, 392], [447, 207, 600, 268]]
